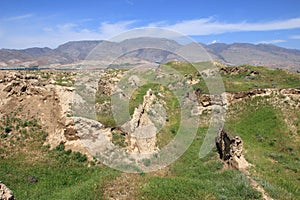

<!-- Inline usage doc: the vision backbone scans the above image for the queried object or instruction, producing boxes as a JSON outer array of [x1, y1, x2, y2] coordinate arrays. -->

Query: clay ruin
[[215, 128, 249, 170]]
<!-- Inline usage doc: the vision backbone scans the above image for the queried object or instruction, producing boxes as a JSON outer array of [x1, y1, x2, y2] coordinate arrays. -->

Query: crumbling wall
[[121, 89, 163, 154], [215, 128, 249, 170]]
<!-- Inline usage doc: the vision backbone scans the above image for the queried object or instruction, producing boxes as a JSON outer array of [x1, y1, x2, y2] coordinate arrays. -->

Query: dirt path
[[103, 173, 143, 200], [242, 170, 273, 200]]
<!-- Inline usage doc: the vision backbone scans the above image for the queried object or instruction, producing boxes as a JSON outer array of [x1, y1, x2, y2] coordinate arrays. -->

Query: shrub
[[55, 143, 65, 151], [143, 159, 151, 167], [4, 126, 12, 134], [71, 152, 87, 162]]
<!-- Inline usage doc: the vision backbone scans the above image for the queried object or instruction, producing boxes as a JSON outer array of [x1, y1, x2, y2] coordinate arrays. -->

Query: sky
[[1, 0, 300, 49]]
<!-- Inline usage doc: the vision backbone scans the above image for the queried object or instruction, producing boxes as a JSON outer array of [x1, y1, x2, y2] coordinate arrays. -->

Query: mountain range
[[1, 38, 300, 71]]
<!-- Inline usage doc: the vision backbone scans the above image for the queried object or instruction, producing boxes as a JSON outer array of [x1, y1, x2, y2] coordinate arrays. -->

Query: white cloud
[[257, 39, 286, 44], [290, 35, 300, 39], [2, 16, 300, 49], [160, 17, 300, 35], [211, 40, 217, 44], [98, 20, 136, 38], [15, 21, 135, 48], [3, 14, 33, 21], [147, 21, 168, 27], [0, 20, 137, 49], [57, 23, 78, 31]]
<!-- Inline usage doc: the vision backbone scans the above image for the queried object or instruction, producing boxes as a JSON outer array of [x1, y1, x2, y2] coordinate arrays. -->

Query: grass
[[226, 96, 300, 199], [0, 114, 119, 200], [138, 128, 262, 200], [164, 62, 300, 93], [95, 96, 116, 127], [1, 65, 299, 199], [0, 159, 118, 200], [111, 130, 128, 148], [163, 61, 211, 93], [53, 73, 75, 87], [138, 94, 299, 199], [221, 65, 300, 92]]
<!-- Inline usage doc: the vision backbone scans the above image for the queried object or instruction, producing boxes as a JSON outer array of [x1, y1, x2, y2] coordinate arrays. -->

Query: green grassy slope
[[226, 97, 300, 199], [0, 64, 299, 199], [139, 128, 262, 200], [0, 114, 118, 200], [135, 63, 300, 199]]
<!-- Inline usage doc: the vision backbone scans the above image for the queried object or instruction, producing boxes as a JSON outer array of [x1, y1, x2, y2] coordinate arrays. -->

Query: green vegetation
[[1, 65, 299, 199], [226, 96, 300, 199], [54, 76, 75, 87], [221, 65, 300, 92], [95, 94, 117, 127], [0, 113, 119, 200], [111, 129, 128, 148], [128, 83, 181, 148], [139, 128, 262, 200], [163, 61, 210, 93], [164, 62, 300, 93]]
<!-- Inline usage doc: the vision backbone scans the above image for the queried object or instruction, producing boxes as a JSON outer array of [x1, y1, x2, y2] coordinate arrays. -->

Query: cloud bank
[[1, 16, 300, 49]]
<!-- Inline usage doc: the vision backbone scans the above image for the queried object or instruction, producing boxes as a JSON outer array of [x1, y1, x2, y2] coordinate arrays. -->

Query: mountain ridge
[[1, 38, 300, 71]]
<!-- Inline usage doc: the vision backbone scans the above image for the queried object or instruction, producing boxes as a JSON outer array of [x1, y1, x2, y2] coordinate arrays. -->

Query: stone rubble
[[0, 181, 15, 200]]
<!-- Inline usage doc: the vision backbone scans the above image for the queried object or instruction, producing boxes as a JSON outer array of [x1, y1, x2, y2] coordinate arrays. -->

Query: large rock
[[0, 181, 15, 200], [121, 89, 165, 154], [215, 128, 249, 170]]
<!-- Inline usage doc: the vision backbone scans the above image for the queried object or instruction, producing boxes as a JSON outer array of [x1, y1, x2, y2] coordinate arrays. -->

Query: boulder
[[0, 181, 15, 200]]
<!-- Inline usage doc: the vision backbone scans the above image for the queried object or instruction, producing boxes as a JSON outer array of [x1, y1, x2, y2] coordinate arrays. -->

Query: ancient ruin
[[121, 89, 164, 154], [215, 128, 249, 170]]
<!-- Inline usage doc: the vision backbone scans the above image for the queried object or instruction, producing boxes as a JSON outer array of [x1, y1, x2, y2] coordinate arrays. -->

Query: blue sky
[[1, 0, 300, 49]]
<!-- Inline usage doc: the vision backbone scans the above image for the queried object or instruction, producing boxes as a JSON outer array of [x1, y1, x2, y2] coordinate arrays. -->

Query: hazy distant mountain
[[56, 40, 102, 61], [206, 43, 300, 71], [1, 38, 300, 71]]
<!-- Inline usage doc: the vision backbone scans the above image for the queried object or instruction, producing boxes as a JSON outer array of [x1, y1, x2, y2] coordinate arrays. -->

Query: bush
[[0, 132, 8, 138], [143, 159, 151, 167], [4, 126, 12, 133], [55, 143, 65, 151], [71, 152, 87, 162]]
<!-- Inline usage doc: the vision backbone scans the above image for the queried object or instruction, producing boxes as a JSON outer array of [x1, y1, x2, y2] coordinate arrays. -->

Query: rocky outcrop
[[194, 87, 300, 115], [229, 88, 269, 101], [122, 89, 164, 154], [97, 69, 123, 96], [219, 66, 259, 76], [0, 71, 86, 155], [0, 181, 15, 200], [280, 88, 300, 95], [190, 88, 227, 116], [227, 88, 300, 105], [0, 72, 44, 97], [215, 128, 249, 170], [98, 78, 114, 96], [195, 88, 226, 107], [215, 129, 274, 200]]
